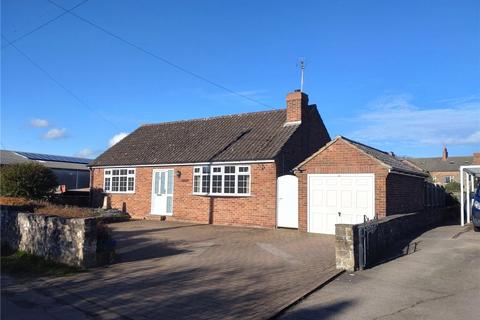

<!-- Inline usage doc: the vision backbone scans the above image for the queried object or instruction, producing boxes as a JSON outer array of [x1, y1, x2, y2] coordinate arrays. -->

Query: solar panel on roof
[[15, 151, 91, 164]]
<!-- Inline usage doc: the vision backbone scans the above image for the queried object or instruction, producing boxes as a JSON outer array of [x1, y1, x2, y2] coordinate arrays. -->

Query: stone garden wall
[[335, 206, 458, 271], [1, 206, 97, 268]]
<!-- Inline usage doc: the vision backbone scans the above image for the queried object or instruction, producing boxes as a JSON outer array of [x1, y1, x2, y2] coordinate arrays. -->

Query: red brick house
[[89, 90, 330, 228], [293, 136, 427, 234]]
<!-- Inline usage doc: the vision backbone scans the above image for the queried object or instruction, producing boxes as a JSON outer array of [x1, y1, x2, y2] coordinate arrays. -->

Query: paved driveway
[[2, 220, 337, 320], [279, 224, 480, 320]]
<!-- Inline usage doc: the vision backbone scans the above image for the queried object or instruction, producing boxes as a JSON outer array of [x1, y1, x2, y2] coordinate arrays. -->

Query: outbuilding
[[293, 136, 427, 234]]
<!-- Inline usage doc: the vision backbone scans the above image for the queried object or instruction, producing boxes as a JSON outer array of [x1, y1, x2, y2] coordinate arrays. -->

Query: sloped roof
[[15, 151, 91, 164], [341, 137, 426, 175], [295, 136, 426, 177], [0, 150, 90, 170], [90, 109, 301, 167], [407, 156, 473, 172], [0, 150, 29, 165]]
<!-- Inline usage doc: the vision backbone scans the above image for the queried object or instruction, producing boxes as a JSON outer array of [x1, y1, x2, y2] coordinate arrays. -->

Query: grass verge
[[1, 250, 84, 278]]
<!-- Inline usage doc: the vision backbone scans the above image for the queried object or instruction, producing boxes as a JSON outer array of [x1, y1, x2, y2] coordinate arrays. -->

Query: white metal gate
[[277, 175, 298, 228]]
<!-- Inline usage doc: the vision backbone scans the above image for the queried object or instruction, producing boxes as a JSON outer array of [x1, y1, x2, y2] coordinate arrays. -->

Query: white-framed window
[[104, 168, 135, 193], [444, 176, 454, 183], [192, 165, 251, 196]]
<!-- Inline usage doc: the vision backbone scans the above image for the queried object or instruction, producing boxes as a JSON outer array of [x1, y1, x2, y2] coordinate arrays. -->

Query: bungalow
[[89, 90, 331, 228]]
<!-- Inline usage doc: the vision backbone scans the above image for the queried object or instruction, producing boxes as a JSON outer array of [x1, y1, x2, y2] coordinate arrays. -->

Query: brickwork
[[295, 139, 389, 232], [430, 171, 460, 185], [386, 173, 425, 214], [91, 163, 277, 228], [286, 91, 309, 123], [295, 139, 425, 232]]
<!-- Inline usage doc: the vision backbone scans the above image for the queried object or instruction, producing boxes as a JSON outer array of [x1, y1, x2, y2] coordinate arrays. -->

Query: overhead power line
[[1, 0, 90, 50], [1, 34, 122, 131], [46, 0, 272, 108]]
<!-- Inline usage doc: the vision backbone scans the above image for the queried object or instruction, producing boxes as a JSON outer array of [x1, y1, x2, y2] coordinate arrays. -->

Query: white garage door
[[308, 174, 375, 234]]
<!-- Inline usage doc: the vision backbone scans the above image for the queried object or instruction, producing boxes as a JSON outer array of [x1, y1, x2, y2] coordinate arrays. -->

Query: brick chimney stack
[[473, 152, 480, 165], [442, 145, 448, 161], [286, 90, 309, 124]]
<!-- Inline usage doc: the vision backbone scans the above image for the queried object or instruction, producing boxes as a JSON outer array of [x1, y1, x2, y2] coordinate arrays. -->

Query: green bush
[[0, 163, 58, 199], [444, 181, 461, 193]]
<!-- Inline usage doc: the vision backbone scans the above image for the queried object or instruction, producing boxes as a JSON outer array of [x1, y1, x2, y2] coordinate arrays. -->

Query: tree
[[0, 163, 58, 199]]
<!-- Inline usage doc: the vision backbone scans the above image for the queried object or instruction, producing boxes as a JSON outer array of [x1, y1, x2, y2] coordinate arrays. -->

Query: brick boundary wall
[[0, 206, 97, 268], [335, 206, 458, 271]]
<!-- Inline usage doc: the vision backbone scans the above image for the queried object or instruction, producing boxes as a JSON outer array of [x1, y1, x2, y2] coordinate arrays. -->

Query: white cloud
[[43, 128, 67, 139], [348, 94, 480, 148], [74, 148, 94, 158], [30, 118, 49, 128], [109, 132, 128, 147]]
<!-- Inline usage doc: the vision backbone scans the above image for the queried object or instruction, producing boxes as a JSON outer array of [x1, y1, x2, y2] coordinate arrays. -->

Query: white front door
[[277, 175, 299, 228], [151, 169, 174, 216], [308, 174, 375, 234]]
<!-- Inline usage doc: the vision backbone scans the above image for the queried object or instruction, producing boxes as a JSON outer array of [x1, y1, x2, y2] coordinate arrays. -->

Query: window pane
[[194, 167, 200, 173], [212, 175, 222, 193], [213, 167, 221, 173], [224, 174, 235, 193], [119, 176, 127, 192], [166, 196, 173, 213], [105, 170, 111, 175], [167, 170, 173, 194], [225, 166, 235, 173], [120, 169, 127, 175], [105, 177, 111, 191], [193, 175, 201, 193], [112, 177, 119, 191], [154, 172, 160, 194], [202, 175, 210, 193], [160, 172, 166, 194], [112, 169, 119, 175], [239, 166, 249, 173], [202, 166, 210, 174], [128, 177, 134, 191], [128, 169, 134, 174], [238, 175, 250, 194]]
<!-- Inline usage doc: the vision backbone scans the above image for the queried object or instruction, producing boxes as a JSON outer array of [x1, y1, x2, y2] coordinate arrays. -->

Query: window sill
[[192, 193, 251, 197], [105, 191, 135, 195]]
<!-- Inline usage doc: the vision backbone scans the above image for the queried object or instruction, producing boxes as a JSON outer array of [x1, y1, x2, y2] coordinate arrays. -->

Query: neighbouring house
[[0, 150, 91, 190], [293, 136, 427, 234], [407, 146, 477, 185], [89, 90, 331, 228]]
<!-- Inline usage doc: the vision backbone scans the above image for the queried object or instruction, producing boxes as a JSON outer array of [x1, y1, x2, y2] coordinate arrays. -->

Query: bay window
[[104, 168, 135, 193], [193, 165, 250, 196]]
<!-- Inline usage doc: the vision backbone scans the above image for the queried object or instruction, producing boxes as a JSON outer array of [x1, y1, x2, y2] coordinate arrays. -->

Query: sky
[[1, 0, 479, 159]]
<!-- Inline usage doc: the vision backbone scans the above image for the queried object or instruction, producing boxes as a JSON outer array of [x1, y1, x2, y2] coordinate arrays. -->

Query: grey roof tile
[[341, 137, 426, 176], [407, 156, 473, 172]]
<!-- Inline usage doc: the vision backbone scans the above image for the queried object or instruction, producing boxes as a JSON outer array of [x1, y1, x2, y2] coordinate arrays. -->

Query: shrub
[[444, 181, 461, 193], [0, 163, 58, 199]]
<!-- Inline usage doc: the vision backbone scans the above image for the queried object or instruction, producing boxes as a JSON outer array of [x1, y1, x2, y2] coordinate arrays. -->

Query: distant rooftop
[[0, 150, 91, 170], [15, 151, 91, 164], [407, 156, 473, 172]]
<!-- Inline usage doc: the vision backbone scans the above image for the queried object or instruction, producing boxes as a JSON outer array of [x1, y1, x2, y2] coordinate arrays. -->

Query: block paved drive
[[2, 220, 337, 320]]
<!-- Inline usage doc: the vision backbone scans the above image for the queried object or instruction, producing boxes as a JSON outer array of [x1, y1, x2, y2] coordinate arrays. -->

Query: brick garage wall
[[386, 173, 425, 214], [91, 162, 277, 228], [295, 139, 389, 232]]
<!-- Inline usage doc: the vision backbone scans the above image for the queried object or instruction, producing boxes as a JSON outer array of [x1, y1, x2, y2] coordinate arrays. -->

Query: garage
[[308, 174, 375, 234], [294, 136, 427, 234]]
